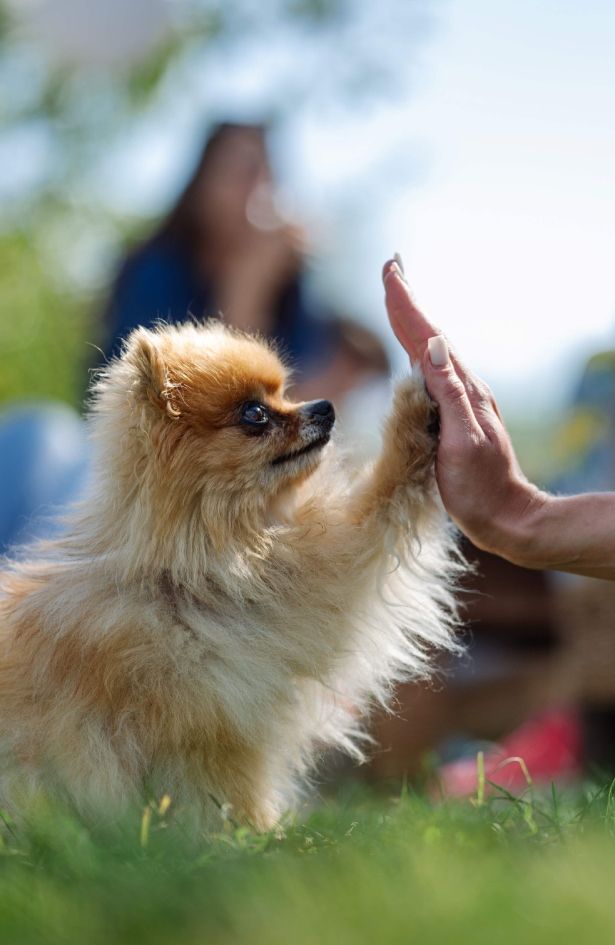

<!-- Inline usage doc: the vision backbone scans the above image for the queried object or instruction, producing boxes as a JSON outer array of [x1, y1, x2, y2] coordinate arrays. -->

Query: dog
[[0, 322, 461, 828]]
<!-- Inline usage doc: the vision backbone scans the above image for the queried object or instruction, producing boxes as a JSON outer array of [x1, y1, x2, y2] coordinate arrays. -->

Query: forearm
[[477, 488, 615, 580]]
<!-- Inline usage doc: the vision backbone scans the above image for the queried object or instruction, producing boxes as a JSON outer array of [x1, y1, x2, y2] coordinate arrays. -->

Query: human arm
[[382, 257, 615, 580], [214, 224, 304, 334]]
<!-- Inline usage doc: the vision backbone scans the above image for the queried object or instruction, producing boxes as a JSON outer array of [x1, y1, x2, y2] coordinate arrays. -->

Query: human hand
[[382, 257, 546, 562], [217, 224, 304, 334]]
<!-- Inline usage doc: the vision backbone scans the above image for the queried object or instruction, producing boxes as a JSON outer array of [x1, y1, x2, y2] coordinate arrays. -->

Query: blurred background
[[1, 0, 615, 793]]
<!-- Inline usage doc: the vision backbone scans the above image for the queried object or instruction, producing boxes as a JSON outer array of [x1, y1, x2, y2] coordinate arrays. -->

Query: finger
[[382, 261, 441, 365], [382, 259, 503, 430], [447, 349, 504, 426], [422, 337, 484, 443]]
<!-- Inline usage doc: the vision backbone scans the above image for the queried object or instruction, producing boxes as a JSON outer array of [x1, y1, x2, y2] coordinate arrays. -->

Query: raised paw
[[387, 372, 439, 483], [393, 371, 439, 441]]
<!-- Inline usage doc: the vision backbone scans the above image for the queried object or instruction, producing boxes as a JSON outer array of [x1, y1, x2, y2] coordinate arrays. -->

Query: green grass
[[0, 231, 93, 410], [2, 779, 615, 945]]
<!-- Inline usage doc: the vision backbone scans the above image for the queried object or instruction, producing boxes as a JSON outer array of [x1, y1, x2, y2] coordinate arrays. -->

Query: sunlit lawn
[[0, 233, 96, 410], [1, 778, 615, 945]]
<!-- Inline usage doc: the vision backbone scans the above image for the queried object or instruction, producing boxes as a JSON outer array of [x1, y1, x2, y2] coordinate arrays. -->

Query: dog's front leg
[[289, 373, 442, 578], [350, 371, 440, 535]]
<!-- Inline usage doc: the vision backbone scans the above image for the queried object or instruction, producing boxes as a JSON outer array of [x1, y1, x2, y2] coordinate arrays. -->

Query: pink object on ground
[[437, 709, 583, 797]]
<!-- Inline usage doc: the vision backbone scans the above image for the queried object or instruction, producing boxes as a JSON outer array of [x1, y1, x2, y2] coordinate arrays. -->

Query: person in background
[[547, 350, 615, 770], [0, 403, 90, 554], [550, 350, 615, 497], [103, 121, 338, 378]]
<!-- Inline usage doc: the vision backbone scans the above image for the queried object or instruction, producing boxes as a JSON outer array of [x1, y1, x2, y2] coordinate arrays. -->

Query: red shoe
[[437, 708, 582, 797]]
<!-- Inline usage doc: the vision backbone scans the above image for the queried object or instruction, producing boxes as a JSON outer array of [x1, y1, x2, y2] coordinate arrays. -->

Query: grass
[[2, 777, 615, 944], [0, 231, 93, 410]]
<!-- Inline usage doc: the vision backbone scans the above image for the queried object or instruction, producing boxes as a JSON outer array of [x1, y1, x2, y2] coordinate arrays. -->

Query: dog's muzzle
[[271, 400, 335, 467], [299, 400, 336, 434]]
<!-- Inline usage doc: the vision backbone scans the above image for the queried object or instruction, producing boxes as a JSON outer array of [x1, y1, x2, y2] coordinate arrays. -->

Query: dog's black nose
[[302, 400, 335, 423]]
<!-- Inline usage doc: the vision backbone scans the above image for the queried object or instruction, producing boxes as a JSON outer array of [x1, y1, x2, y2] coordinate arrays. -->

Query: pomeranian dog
[[0, 322, 460, 828]]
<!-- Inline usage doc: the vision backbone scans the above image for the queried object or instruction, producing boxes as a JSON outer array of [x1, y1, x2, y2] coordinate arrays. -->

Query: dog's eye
[[241, 402, 269, 427]]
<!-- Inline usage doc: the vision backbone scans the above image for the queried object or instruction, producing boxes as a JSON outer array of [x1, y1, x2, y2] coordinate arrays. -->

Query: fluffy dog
[[0, 323, 460, 828]]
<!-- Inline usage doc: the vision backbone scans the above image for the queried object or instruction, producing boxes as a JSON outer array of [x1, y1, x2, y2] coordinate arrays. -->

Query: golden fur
[[0, 323, 461, 828]]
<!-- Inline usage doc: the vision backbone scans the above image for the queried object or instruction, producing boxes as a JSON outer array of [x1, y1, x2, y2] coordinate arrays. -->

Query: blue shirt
[[103, 236, 338, 375]]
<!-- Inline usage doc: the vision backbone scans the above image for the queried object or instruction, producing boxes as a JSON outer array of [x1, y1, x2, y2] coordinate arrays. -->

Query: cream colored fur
[[0, 323, 462, 829]]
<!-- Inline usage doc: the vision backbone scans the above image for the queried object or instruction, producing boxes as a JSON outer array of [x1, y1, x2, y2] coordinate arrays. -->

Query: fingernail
[[388, 261, 406, 284], [428, 335, 449, 367], [393, 251, 405, 275]]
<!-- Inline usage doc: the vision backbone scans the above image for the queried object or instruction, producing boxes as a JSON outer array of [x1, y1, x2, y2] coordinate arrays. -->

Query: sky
[[8, 0, 615, 415]]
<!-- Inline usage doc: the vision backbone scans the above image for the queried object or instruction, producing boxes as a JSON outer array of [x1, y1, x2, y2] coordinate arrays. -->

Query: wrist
[[469, 480, 550, 568]]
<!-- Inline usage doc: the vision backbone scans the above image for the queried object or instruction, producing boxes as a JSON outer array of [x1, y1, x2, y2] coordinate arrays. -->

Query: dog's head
[[96, 323, 335, 521]]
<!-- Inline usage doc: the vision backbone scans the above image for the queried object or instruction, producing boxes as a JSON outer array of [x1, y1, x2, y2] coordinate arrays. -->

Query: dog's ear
[[127, 328, 182, 419]]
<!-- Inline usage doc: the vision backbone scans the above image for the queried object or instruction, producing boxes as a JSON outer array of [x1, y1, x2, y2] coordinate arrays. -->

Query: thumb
[[422, 336, 482, 440]]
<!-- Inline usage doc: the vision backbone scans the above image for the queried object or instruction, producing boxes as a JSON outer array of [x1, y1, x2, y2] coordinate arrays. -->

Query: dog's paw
[[388, 373, 439, 482], [394, 371, 439, 437]]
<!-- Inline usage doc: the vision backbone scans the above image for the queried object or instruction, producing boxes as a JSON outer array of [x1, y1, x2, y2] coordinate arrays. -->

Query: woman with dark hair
[[103, 122, 337, 373]]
